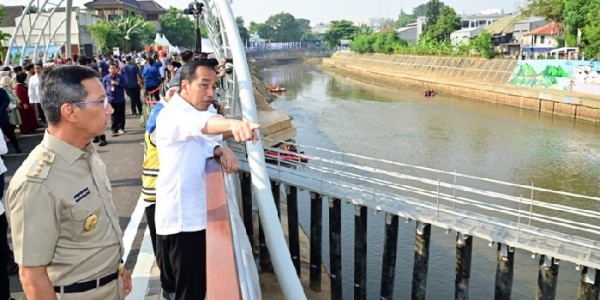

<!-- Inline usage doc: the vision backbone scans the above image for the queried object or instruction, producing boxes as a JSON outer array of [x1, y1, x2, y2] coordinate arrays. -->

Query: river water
[[259, 63, 600, 300]]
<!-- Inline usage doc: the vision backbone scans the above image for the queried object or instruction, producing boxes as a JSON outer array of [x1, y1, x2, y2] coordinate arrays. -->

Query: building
[[412, 9, 510, 44], [484, 14, 525, 57], [2, 6, 98, 62], [460, 10, 509, 29], [512, 17, 548, 45], [397, 24, 418, 45], [521, 22, 559, 56], [450, 27, 483, 46], [84, 0, 165, 30], [0, 6, 24, 35]]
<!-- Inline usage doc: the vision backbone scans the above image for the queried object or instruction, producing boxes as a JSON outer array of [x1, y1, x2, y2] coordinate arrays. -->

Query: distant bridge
[[246, 47, 333, 63]]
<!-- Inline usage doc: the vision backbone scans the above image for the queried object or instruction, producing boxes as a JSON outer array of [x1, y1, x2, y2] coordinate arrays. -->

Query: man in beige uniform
[[5, 65, 132, 299]]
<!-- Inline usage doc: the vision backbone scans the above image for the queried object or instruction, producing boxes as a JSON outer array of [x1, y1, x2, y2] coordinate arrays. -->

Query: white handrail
[[243, 140, 600, 247], [206, 1, 307, 299]]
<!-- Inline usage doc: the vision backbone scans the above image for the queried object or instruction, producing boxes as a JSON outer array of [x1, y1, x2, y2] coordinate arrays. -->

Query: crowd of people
[[0, 48, 250, 300]]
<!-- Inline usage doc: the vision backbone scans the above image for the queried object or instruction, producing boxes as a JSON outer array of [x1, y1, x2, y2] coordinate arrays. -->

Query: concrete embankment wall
[[323, 52, 600, 123]]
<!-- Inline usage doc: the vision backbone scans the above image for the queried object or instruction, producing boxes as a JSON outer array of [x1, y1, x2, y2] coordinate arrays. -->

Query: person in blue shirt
[[120, 55, 143, 116], [97, 54, 109, 77], [142, 57, 162, 102], [103, 63, 127, 136]]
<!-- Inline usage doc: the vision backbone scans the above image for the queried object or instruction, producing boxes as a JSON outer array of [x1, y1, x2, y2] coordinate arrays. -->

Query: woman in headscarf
[[13, 72, 38, 134], [0, 73, 21, 130]]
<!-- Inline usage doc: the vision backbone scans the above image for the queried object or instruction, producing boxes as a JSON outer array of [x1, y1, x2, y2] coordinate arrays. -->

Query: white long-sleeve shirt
[[155, 93, 222, 235], [28, 74, 40, 104]]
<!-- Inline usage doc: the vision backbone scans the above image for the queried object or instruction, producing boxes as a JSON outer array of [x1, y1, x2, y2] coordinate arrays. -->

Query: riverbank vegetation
[[240, 0, 599, 59]]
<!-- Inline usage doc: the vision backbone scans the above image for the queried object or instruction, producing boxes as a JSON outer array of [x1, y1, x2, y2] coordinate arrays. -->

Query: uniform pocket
[[70, 196, 103, 241]]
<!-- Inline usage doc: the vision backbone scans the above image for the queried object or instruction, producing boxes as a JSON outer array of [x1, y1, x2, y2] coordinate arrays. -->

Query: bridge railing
[[200, 0, 307, 299], [230, 138, 600, 299]]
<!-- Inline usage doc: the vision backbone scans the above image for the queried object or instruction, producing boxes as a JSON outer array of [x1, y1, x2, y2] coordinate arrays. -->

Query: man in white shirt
[[155, 59, 259, 300], [27, 62, 45, 125]]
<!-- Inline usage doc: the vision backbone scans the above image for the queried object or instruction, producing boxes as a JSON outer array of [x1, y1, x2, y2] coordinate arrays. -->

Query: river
[[259, 62, 600, 300]]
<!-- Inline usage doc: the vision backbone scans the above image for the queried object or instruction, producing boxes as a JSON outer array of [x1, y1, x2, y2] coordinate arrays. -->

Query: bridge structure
[[5, 0, 600, 299], [246, 47, 334, 64]]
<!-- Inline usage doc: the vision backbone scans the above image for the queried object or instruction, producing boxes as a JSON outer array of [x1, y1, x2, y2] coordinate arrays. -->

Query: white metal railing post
[[211, 1, 306, 298]]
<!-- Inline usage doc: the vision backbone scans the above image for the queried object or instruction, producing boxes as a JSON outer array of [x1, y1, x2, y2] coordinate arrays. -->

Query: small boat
[[265, 144, 308, 164], [266, 84, 286, 93]]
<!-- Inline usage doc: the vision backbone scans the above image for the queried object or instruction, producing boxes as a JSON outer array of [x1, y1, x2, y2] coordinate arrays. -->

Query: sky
[[2, 0, 525, 25]]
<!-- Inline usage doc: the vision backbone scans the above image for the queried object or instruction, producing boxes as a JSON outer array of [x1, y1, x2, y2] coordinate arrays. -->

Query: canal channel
[[259, 62, 600, 299]]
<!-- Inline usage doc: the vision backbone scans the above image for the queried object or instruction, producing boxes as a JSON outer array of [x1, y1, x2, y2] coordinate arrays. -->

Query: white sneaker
[[118, 129, 125, 134]]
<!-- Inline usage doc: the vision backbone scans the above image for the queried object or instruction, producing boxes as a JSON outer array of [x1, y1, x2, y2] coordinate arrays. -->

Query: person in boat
[[5, 65, 132, 299], [423, 89, 435, 97]]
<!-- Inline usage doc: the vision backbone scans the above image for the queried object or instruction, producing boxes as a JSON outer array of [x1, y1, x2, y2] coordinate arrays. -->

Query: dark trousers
[[145, 86, 160, 102], [0, 174, 11, 300], [35, 103, 46, 124], [110, 102, 126, 133], [0, 120, 20, 153], [125, 88, 142, 115], [157, 231, 206, 300], [144, 204, 174, 293]]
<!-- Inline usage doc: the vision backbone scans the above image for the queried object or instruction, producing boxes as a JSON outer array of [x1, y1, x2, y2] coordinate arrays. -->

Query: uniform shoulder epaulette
[[26, 151, 55, 181]]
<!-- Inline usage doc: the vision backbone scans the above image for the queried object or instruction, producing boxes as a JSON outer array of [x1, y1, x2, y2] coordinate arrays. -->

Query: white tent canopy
[[170, 46, 181, 53], [154, 33, 173, 47]]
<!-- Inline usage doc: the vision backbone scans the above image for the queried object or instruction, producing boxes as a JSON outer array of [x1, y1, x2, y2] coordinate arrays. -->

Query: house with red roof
[[84, 0, 165, 30], [520, 22, 559, 55]]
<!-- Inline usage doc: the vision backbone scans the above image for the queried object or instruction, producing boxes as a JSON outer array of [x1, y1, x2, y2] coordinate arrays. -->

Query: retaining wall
[[323, 52, 600, 123]]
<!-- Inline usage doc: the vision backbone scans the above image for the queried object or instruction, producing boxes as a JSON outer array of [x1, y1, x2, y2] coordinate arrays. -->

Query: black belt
[[53, 271, 119, 294]]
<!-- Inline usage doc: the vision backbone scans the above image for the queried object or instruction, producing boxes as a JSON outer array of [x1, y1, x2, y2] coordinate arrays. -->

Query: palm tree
[[112, 15, 154, 53]]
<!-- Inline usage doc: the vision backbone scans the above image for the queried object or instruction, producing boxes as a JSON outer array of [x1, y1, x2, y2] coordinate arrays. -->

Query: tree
[[425, 0, 442, 27], [373, 30, 403, 54], [394, 9, 416, 28], [89, 21, 115, 54], [113, 15, 155, 53], [265, 12, 301, 42], [235, 17, 250, 45], [562, 0, 587, 47], [350, 34, 376, 53], [249, 21, 273, 41], [582, 0, 600, 59], [296, 18, 311, 40], [427, 6, 461, 41], [471, 30, 494, 59], [89, 15, 154, 54], [323, 20, 356, 49], [522, 0, 565, 30], [160, 7, 195, 48], [356, 24, 373, 35], [412, 2, 445, 17]]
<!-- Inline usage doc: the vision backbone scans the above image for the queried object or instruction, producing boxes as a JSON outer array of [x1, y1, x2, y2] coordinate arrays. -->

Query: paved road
[[4, 114, 159, 299]]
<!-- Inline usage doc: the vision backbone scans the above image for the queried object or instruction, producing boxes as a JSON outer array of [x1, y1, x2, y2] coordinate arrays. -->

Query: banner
[[577, 28, 582, 47], [9, 44, 62, 62]]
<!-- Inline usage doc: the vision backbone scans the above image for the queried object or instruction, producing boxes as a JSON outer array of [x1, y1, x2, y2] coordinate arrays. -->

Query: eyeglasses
[[72, 97, 109, 109]]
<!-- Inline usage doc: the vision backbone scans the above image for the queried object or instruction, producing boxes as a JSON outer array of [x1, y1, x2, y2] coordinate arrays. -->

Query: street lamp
[[184, 1, 204, 53]]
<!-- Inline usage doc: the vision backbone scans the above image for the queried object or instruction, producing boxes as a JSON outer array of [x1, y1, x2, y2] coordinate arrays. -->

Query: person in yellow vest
[[141, 86, 177, 299]]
